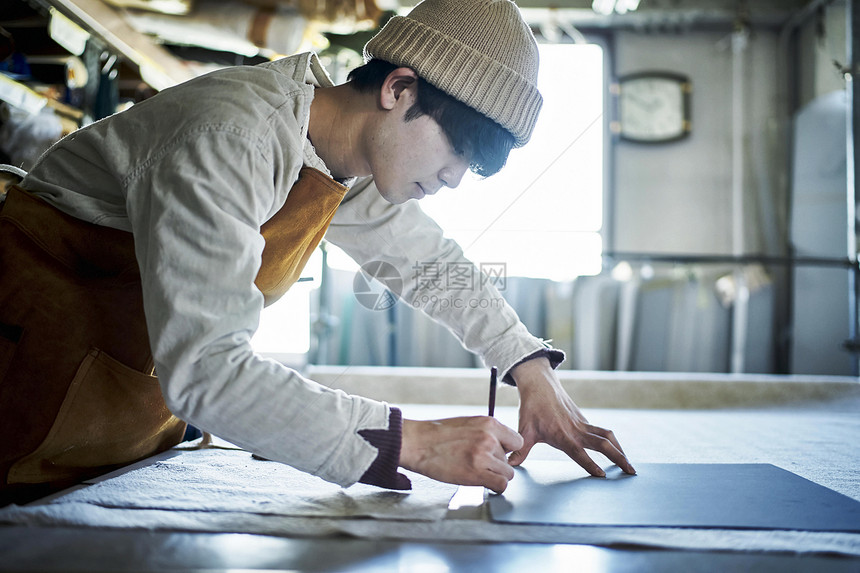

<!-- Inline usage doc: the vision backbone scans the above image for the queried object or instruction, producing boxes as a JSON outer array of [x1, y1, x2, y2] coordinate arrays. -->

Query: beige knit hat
[[363, 0, 542, 147]]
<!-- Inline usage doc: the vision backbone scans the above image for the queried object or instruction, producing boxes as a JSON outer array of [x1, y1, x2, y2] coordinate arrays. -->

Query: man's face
[[369, 104, 470, 205]]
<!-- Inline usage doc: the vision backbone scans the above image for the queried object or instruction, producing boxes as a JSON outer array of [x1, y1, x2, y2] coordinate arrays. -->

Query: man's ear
[[379, 67, 418, 111]]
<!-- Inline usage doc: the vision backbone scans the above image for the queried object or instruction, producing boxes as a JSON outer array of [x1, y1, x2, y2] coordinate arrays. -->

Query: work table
[[2, 402, 859, 572]]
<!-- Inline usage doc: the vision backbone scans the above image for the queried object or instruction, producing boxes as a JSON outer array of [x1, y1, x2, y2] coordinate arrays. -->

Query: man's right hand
[[400, 416, 523, 493]]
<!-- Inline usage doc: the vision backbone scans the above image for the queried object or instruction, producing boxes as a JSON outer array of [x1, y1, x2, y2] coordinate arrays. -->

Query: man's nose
[[439, 157, 469, 189]]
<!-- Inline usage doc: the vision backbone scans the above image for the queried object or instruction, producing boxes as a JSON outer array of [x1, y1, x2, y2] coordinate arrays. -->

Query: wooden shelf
[[39, 0, 197, 90]]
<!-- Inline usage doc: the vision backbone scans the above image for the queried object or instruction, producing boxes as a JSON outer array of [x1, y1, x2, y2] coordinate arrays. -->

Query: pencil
[[488, 366, 497, 417]]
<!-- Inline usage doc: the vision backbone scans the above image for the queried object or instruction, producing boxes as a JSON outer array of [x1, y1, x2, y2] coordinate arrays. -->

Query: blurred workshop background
[[1, 0, 855, 382]]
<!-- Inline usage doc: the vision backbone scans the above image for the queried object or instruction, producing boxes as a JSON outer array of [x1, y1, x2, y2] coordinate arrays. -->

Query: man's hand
[[400, 416, 523, 493], [507, 357, 636, 477]]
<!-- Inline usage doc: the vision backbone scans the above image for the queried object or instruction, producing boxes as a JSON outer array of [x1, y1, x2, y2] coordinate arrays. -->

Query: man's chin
[[377, 187, 414, 205]]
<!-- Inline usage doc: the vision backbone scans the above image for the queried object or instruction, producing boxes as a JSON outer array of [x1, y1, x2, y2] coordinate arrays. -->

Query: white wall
[[603, 1, 854, 375], [611, 30, 782, 257]]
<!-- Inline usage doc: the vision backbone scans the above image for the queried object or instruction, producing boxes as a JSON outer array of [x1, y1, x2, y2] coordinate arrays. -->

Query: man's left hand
[[506, 357, 636, 477]]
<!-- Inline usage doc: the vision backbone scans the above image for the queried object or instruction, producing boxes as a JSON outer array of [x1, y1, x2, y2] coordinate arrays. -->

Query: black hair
[[347, 59, 515, 177]]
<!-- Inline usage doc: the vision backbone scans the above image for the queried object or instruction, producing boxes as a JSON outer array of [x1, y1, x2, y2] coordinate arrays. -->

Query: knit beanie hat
[[363, 0, 542, 147]]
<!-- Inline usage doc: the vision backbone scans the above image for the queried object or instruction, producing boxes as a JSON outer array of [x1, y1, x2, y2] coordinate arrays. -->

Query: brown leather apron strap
[[255, 166, 348, 306]]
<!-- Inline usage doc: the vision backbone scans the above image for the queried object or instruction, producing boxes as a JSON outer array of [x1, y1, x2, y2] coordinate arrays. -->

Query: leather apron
[[0, 167, 347, 499]]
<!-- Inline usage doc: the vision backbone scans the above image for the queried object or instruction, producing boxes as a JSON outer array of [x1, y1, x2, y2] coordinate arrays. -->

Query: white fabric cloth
[[5, 448, 456, 522], [1, 406, 858, 556], [18, 52, 549, 488]]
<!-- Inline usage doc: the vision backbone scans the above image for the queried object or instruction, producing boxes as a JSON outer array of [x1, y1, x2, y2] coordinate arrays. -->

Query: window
[[251, 251, 321, 359], [251, 43, 606, 356], [418, 43, 605, 281]]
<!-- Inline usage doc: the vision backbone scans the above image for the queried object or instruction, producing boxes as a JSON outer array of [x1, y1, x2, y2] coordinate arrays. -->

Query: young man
[[0, 0, 634, 504]]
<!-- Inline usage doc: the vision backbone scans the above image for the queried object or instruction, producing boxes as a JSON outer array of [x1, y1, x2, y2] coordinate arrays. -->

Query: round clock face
[[618, 74, 690, 143]]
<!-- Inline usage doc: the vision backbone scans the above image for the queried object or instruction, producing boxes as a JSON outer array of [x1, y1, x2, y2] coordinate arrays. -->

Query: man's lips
[[417, 183, 439, 198]]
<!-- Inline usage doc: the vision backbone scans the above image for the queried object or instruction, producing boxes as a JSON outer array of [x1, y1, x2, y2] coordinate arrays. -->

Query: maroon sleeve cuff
[[357, 407, 412, 490], [502, 347, 566, 385]]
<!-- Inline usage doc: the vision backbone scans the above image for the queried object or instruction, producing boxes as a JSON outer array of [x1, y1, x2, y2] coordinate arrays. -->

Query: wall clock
[[614, 72, 692, 143]]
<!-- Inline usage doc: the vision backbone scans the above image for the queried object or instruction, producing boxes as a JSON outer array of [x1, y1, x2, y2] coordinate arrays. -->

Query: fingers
[[483, 419, 520, 491], [564, 443, 608, 477], [484, 455, 516, 494], [514, 378, 635, 477], [484, 472, 511, 494], [585, 425, 636, 474], [402, 416, 525, 494], [492, 419, 524, 454], [465, 420, 519, 493], [507, 440, 534, 467], [589, 425, 627, 457], [560, 426, 635, 477]]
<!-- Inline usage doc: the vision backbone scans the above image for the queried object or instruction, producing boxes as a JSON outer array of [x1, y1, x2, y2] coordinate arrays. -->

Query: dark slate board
[[488, 462, 860, 532]]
